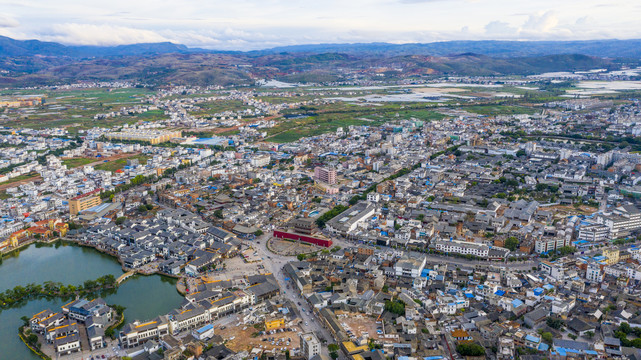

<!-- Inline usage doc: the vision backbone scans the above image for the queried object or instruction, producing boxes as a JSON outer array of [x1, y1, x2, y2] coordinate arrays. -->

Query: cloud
[[522, 11, 559, 33], [484, 21, 518, 36], [0, 14, 19, 28], [43, 23, 169, 46]]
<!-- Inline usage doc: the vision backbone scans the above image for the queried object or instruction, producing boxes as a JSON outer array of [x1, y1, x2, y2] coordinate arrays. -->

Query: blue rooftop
[[525, 334, 540, 343]]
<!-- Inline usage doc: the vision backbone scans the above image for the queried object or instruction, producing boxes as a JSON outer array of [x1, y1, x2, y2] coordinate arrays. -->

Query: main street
[[247, 234, 334, 357]]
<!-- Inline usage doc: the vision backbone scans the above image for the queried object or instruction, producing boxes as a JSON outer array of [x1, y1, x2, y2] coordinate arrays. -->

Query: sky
[[1, 0, 640, 50]]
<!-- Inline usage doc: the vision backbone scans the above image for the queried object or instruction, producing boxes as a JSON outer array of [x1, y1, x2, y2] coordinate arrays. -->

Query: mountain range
[[4, 36, 641, 59], [0, 36, 639, 87]]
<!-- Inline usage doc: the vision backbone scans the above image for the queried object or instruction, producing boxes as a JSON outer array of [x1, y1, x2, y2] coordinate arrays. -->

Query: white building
[[300, 332, 321, 360], [432, 239, 490, 258]]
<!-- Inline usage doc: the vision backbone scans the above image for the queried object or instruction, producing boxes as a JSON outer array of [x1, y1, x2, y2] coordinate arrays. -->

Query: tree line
[[0, 274, 116, 307]]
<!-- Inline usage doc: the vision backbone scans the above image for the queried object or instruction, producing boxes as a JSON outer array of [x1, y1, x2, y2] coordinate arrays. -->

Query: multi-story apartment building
[[314, 166, 337, 185], [534, 237, 571, 254], [69, 188, 102, 215]]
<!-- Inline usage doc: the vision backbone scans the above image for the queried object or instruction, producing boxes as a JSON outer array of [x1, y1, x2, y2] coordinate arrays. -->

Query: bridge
[[116, 270, 136, 285]]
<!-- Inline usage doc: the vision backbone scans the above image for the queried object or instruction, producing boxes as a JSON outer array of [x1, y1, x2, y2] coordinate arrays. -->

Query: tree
[[505, 237, 519, 251], [115, 216, 127, 225], [214, 209, 224, 219], [585, 331, 595, 339], [384, 300, 406, 315], [456, 343, 485, 356], [619, 322, 632, 335], [546, 318, 564, 330], [557, 246, 576, 256], [254, 230, 264, 236], [541, 332, 554, 345], [328, 344, 339, 360]]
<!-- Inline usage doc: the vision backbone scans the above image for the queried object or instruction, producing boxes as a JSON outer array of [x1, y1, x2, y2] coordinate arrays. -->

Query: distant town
[[4, 67, 641, 360]]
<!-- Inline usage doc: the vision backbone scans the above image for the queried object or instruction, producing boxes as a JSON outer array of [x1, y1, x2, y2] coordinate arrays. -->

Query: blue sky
[[1, 0, 640, 50]]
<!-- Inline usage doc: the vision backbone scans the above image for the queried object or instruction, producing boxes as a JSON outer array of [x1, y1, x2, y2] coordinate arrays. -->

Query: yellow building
[[69, 189, 102, 215], [264, 317, 285, 330], [341, 341, 369, 356], [105, 129, 182, 145], [603, 248, 620, 265]]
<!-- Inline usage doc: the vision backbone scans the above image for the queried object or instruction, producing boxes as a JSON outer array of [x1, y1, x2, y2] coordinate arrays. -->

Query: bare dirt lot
[[268, 238, 318, 256], [337, 311, 382, 340], [217, 324, 302, 353]]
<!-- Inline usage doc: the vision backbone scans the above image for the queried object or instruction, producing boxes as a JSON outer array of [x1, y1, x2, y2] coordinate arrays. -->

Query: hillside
[[0, 35, 630, 87], [0, 52, 618, 87]]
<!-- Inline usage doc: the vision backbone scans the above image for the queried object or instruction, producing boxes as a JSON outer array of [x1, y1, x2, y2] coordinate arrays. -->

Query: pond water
[[0, 242, 183, 359]]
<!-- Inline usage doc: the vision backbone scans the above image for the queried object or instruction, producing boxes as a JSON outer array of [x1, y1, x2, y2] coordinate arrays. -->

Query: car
[[305, 322, 308, 326]]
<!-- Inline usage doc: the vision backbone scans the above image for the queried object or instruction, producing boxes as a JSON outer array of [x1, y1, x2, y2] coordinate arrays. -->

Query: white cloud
[[43, 24, 169, 46], [484, 21, 518, 37], [2, 0, 641, 49], [0, 14, 19, 28], [522, 11, 559, 33]]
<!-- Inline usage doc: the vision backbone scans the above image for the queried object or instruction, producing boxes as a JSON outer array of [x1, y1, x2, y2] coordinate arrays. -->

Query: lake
[[0, 242, 184, 359]]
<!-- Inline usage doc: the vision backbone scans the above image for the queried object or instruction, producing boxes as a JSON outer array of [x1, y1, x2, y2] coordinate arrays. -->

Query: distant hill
[[3, 36, 641, 59], [0, 52, 617, 87], [257, 39, 641, 59], [0, 36, 193, 58], [0, 36, 636, 87]]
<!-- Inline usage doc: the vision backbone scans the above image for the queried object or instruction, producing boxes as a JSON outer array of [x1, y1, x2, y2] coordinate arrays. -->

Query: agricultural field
[[459, 104, 538, 116], [2, 87, 152, 131], [394, 109, 447, 121], [188, 100, 249, 116], [133, 109, 167, 121]]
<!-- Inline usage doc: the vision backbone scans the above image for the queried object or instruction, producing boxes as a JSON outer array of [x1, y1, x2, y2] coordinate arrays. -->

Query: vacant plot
[[94, 154, 150, 172], [217, 323, 301, 353], [339, 312, 382, 340], [266, 115, 386, 143], [62, 157, 96, 168], [267, 238, 318, 256], [3, 172, 38, 184]]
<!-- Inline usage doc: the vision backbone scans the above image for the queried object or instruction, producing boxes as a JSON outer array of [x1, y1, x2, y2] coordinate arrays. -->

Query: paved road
[[249, 234, 333, 357]]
